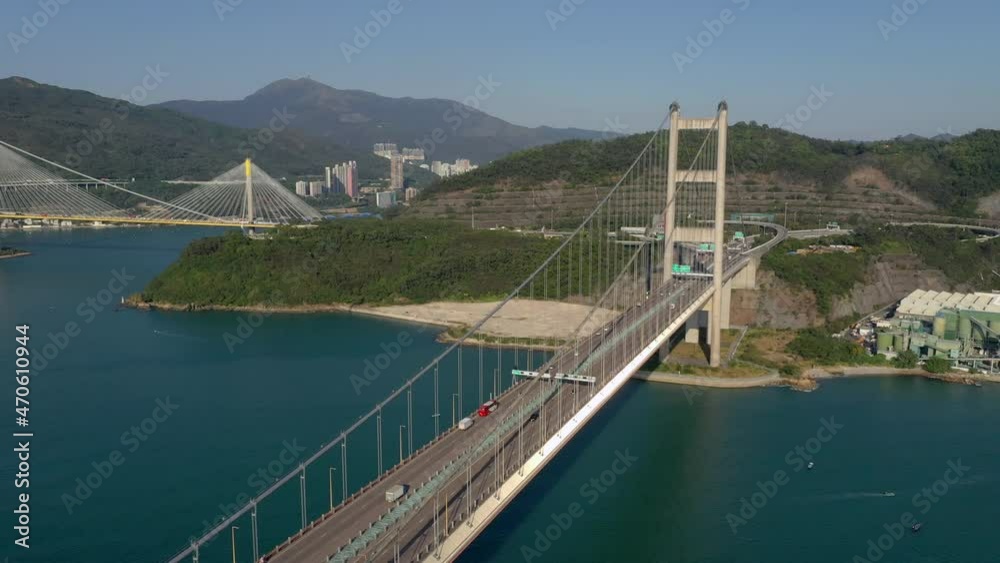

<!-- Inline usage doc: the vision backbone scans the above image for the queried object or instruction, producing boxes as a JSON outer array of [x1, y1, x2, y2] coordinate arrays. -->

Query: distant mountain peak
[[156, 77, 610, 163], [8, 76, 40, 88]]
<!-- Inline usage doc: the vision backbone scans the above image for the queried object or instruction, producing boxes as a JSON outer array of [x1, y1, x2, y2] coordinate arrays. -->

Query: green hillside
[[139, 220, 561, 307], [423, 123, 1000, 216], [0, 76, 387, 182]]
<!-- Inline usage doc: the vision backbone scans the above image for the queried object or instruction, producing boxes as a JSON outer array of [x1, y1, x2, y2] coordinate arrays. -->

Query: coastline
[[125, 298, 614, 346], [636, 365, 1000, 391], [0, 251, 31, 260], [127, 299, 1000, 389]]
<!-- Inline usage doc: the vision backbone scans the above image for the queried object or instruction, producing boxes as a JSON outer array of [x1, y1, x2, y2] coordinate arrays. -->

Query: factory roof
[[897, 289, 1000, 318]]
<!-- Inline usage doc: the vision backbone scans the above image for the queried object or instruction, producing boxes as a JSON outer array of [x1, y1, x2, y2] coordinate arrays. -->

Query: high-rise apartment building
[[308, 181, 324, 197], [390, 155, 405, 189], [295, 181, 308, 196]]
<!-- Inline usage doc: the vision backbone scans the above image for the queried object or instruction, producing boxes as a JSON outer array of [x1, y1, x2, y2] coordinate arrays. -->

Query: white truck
[[458, 417, 474, 430], [385, 484, 408, 502]]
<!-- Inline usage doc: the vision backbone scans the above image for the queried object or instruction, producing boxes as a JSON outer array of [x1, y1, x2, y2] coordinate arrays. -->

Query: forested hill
[[423, 123, 1000, 216], [0, 77, 386, 181], [138, 220, 568, 307]]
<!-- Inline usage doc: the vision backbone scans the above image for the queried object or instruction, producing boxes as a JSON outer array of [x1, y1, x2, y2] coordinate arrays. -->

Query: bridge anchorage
[[0, 140, 322, 229], [166, 102, 787, 563]]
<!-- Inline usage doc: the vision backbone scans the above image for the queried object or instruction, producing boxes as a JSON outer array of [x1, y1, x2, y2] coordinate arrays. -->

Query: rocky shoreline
[[637, 365, 999, 391]]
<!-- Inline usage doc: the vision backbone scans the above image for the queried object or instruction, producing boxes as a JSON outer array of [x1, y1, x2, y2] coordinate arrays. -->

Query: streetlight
[[451, 393, 459, 426], [230, 526, 239, 563], [328, 466, 336, 511], [399, 425, 407, 463]]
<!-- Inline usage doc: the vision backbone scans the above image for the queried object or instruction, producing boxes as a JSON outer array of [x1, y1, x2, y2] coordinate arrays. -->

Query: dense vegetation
[[763, 225, 999, 315], [0, 77, 387, 183], [423, 122, 1000, 215], [923, 356, 953, 374], [761, 240, 869, 315], [139, 220, 624, 307], [787, 329, 885, 366]]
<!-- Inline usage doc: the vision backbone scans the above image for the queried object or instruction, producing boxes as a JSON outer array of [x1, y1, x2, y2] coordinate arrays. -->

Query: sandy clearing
[[366, 299, 618, 340]]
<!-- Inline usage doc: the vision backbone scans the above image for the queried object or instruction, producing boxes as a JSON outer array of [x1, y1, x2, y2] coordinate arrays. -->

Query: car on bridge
[[478, 400, 498, 417]]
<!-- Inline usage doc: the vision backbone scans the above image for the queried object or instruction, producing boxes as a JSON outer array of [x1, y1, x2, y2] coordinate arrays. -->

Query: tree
[[779, 363, 802, 378], [893, 350, 919, 369], [923, 356, 952, 374]]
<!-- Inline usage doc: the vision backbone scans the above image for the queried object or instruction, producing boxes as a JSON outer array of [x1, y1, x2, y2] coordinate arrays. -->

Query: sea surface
[[0, 227, 998, 563]]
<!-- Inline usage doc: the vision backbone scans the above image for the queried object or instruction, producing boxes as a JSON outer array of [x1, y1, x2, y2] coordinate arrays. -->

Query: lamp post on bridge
[[230, 526, 239, 563], [399, 425, 406, 464], [328, 466, 336, 511], [451, 393, 459, 426]]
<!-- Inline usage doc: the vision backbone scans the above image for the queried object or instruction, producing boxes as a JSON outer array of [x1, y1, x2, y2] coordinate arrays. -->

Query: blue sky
[[2, 0, 998, 140]]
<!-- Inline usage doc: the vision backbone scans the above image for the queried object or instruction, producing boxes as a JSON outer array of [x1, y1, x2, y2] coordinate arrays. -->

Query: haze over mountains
[[154, 78, 611, 164], [0, 76, 384, 181]]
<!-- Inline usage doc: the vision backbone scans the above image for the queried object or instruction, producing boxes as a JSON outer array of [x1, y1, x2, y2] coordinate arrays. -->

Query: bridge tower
[[663, 101, 729, 367], [244, 157, 255, 233]]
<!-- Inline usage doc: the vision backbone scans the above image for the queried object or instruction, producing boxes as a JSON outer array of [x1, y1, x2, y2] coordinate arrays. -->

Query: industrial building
[[875, 289, 1000, 371]]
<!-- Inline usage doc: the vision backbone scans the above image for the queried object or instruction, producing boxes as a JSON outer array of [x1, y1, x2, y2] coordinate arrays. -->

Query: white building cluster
[[431, 158, 478, 178], [372, 143, 424, 162]]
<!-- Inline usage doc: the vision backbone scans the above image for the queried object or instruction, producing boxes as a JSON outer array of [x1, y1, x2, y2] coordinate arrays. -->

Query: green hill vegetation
[[762, 225, 999, 315], [0, 77, 387, 183], [423, 123, 1000, 216], [138, 220, 624, 307]]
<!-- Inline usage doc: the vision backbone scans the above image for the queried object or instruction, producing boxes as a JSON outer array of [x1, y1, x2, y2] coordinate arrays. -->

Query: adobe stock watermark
[[350, 329, 426, 395], [520, 449, 638, 561], [774, 85, 834, 131], [341, 0, 412, 64], [414, 75, 501, 160], [213, 0, 246, 22], [544, 0, 588, 31], [188, 439, 307, 549], [237, 107, 296, 160], [519, 114, 628, 228], [7, 0, 72, 54], [673, 0, 751, 74], [64, 66, 170, 167], [878, 0, 930, 41], [61, 397, 180, 514], [851, 459, 969, 563], [30, 268, 136, 373], [726, 416, 844, 533]]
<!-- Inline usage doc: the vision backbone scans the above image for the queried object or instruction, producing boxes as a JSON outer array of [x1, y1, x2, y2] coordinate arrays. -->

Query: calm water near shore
[[0, 227, 997, 563]]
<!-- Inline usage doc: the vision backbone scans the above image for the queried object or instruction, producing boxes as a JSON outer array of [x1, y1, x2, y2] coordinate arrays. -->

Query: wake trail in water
[[804, 491, 896, 502], [152, 329, 207, 342]]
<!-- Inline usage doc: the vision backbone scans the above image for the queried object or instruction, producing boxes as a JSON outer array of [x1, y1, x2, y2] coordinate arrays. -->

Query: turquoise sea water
[[1, 228, 997, 563]]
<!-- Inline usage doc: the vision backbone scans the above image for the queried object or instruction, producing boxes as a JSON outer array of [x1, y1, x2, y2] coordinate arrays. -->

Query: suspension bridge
[[158, 101, 788, 563], [0, 140, 323, 229]]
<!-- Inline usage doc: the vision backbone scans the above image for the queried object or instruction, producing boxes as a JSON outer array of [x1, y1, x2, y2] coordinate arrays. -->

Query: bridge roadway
[[264, 242, 771, 563]]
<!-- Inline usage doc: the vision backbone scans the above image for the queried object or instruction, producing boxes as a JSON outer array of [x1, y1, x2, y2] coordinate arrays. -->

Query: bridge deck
[[263, 245, 768, 563]]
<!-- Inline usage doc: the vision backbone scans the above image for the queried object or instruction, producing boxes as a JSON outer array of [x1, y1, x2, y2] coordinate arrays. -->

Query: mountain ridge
[[0, 76, 387, 182], [154, 77, 612, 164]]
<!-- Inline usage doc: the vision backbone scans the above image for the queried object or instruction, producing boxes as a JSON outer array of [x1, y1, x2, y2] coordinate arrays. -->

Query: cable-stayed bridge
[[164, 102, 788, 563], [0, 140, 322, 228]]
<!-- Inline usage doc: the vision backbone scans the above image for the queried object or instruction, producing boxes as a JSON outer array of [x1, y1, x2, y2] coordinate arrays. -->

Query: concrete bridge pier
[[664, 256, 760, 364]]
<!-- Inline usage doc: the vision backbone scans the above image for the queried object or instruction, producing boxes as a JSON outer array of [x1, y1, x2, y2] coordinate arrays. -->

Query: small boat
[[807, 461, 815, 470], [881, 491, 895, 497], [911, 523, 923, 533]]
